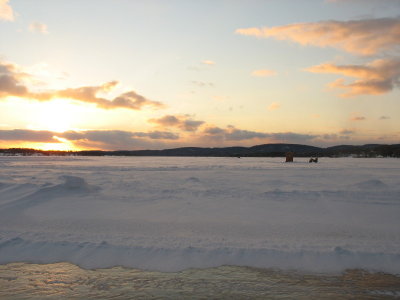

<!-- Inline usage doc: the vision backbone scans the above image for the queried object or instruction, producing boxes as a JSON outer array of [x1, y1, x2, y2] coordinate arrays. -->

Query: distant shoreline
[[1, 143, 399, 158]]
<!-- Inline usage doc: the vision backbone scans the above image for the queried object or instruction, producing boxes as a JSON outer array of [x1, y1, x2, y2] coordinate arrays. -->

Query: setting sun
[[15, 137, 79, 151], [27, 99, 82, 133]]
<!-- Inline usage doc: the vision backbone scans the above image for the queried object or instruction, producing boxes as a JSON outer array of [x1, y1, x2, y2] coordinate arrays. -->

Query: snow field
[[0, 156, 399, 273]]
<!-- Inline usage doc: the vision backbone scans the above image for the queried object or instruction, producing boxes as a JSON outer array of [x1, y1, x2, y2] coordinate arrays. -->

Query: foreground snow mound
[[0, 156, 399, 274], [0, 238, 399, 274], [353, 179, 387, 190], [0, 175, 98, 216], [60, 175, 97, 191]]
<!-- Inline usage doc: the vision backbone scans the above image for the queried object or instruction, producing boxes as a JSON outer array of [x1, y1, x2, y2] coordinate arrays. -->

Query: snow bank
[[0, 237, 399, 273], [0, 156, 399, 274]]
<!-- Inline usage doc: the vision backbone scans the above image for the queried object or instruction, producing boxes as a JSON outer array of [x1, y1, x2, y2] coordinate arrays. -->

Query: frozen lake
[[0, 156, 399, 274]]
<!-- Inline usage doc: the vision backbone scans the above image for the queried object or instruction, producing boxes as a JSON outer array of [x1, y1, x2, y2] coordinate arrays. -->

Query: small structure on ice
[[309, 157, 318, 163], [285, 152, 294, 162]]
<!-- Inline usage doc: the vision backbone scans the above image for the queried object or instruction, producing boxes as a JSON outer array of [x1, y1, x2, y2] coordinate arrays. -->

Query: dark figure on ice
[[285, 152, 294, 162], [309, 157, 318, 163]]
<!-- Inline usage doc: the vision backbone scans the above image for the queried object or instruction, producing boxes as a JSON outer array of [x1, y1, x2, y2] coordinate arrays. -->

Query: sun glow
[[16, 137, 80, 151], [27, 99, 79, 132], [34, 142, 76, 151]]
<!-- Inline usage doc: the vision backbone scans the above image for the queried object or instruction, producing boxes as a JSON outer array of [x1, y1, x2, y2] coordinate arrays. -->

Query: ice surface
[[0, 156, 399, 274]]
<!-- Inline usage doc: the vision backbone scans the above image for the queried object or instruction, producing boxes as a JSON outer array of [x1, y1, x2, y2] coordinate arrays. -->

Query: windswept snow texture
[[0, 156, 399, 274]]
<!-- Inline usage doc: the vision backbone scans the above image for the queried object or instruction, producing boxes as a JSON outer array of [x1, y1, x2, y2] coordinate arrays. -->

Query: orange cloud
[[149, 115, 205, 132], [267, 102, 281, 111], [0, 0, 14, 21], [0, 60, 164, 110], [236, 18, 400, 55], [201, 60, 215, 66], [251, 69, 277, 77], [306, 58, 400, 97], [57, 82, 164, 110]]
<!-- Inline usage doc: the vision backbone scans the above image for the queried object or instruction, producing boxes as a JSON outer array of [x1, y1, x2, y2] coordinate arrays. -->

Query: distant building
[[285, 152, 294, 162]]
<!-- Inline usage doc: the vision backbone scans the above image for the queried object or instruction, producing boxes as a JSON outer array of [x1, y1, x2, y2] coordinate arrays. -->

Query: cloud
[[212, 95, 229, 102], [191, 81, 214, 87], [251, 69, 277, 77], [131, 131, 179, 140], [59, 130, 178, 150], [236, 18, 400, 55], [203, 126, 226, 135], [29, 22, 49, 34], [227, 129, 268, 141], [0, 129, 58, 142], [379, 115, 390, 120], [0, 62, 30, 97], [0, 128, 180, 150], [0, 0, 14, 21], [202, 126, 318, 142], [350, 115, 366, 121], [149, 115, 205, 132], [269, 132, 319, 143], [58, 84, 164, 110], [0, 60, 164, 110], [317, 133, 351, 142], [267, 102, 281, 111], [0, 129, 178, 143], [306, 58, 400, 97], [339, 129, 355, 135], [203, 125, 269, 141], [201, 60, 215, 66], [62, 130, 178, 141], [0, 71, 29, 96]]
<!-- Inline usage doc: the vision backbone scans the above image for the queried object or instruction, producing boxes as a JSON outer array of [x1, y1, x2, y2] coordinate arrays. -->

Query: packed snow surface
[[0, 156, 399, 274]]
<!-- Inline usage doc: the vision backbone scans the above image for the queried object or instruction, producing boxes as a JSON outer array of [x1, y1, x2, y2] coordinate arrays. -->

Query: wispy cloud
[[201, 60, 215, 66], [149, 115, 204, 132], [306, 58, 400, 97], [267, 102, 281, 111], [251, 69, 277, 77], [191, 81, 214, 87], [339, 129, 355, 135], [350, 114, 366, 121], [29, 22, 49, 34], [236, 18, 400, 56], [212, 95, 229, 102], [0, 60, 165, 110], [0, 0, 14, 21], [379, 115, 391, 120]]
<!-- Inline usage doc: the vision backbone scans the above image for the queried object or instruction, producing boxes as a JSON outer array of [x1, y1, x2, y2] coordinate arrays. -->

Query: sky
[[0, 0, 399, 150]]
